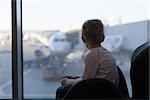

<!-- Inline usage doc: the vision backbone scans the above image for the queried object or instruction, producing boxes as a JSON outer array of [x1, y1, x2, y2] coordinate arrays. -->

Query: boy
[[61, 19, 119, 86], [56, 19, 119, 99]]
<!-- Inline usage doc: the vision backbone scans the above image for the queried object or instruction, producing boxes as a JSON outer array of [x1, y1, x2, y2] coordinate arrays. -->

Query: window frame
[[12, 0, 23, 99]]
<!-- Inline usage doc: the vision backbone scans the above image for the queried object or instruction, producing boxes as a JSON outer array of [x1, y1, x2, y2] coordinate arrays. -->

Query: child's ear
[[100, 34, 105, 42], [82, 36, 86, 43]]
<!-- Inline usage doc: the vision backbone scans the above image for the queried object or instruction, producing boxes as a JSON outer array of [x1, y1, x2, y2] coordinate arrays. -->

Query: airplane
[[23, 32, 72, 57], [23, 32, 84, 79]]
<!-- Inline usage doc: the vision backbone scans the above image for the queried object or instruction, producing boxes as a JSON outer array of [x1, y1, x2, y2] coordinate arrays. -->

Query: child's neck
[[92, 45, 101, 48], [89, 44, 101, 49]]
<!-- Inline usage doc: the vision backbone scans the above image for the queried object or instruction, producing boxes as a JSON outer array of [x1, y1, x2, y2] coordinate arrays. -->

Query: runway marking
[[0, 69, 32, 89]]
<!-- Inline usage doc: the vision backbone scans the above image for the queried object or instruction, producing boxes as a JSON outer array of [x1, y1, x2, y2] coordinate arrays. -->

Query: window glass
[[0, 0, 12, 99], [23, 0, 149, 99]]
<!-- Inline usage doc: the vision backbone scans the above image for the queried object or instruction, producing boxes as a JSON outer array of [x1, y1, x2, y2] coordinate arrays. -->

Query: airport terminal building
[[104, 20, 149, 51]]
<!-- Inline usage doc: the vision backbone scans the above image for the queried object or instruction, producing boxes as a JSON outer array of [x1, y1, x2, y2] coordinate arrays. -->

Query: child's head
[[82, 19, 105, 49]]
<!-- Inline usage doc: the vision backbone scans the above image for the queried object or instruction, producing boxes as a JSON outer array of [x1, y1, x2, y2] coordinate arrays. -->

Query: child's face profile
[[81, 34, 93, 49]]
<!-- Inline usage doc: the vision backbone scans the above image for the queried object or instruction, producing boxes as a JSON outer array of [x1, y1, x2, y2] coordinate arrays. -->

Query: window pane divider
[[12, 0, 23, 99]]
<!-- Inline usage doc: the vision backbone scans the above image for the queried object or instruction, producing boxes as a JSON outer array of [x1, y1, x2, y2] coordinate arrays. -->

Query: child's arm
[[61, 77, 82, 86], [62, 76, 80, 79]]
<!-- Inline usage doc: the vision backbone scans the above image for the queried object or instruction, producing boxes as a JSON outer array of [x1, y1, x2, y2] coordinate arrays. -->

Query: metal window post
[[12, 0, 23, 99]]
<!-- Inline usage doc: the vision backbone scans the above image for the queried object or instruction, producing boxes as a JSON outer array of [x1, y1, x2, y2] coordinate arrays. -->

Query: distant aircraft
[[23, 32, 71, 56], [23, 32, 76, 79]]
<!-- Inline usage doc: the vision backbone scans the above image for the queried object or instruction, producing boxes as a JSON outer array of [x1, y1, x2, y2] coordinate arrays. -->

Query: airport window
[[22, 0, 149, 99], [0, 0, 148, 99], [0, 0, 12, 99]]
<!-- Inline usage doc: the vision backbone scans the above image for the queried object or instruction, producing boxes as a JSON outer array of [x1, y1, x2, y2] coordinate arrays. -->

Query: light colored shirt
[[65, 46, 119, 86], [83, 46, 119, 85]]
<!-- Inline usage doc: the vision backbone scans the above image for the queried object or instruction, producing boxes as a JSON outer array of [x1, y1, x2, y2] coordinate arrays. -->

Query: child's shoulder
[[85, 47, 112, 58], [85, 47, 100, 59], [100, 47, 116, 62]]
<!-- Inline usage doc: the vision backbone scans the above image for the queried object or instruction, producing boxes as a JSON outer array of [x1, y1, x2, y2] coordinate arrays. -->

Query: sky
[[0, 0, 149, 32]]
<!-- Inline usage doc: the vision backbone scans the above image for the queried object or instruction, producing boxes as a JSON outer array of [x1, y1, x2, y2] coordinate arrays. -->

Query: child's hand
[[62, 76, 80, 79], [60, 78, 68, 86]]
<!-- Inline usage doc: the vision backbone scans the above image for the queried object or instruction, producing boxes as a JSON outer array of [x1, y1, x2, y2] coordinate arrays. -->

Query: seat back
[[130, 42, 149, 99], [117, 66, 130, 98], [63, 78, 123, 99]]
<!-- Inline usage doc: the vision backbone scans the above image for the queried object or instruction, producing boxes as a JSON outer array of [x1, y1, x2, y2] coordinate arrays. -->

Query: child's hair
[[82, 19, 105, 44]]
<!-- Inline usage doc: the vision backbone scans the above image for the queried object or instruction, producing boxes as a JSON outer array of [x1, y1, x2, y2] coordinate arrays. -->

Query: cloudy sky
[[0, 0, 149, 32]]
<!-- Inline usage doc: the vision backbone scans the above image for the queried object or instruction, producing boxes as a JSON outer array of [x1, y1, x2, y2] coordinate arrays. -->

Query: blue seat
[[63, 78, 123, 99], [130, 42, 149, 99], [117, 66, 130, 98]]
